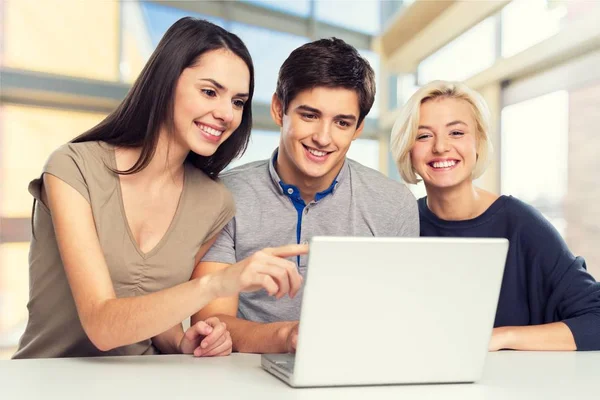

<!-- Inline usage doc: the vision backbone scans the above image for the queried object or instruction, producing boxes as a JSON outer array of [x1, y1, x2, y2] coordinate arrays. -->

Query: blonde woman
[[391, 80, 600, 351]]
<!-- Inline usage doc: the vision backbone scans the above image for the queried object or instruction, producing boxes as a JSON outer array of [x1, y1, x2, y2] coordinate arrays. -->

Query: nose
[[311, 122, 333, 147], [212, 98, 234, 124], [433, 135, 450, 154]]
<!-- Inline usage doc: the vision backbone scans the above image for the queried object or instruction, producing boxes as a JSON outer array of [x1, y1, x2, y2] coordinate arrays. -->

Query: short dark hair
[[73, 17, 254, 179], [275, 37, 375, 127]]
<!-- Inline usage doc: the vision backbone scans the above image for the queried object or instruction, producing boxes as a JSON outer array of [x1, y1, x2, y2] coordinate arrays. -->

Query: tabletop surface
[[1, 351, 598, 399]]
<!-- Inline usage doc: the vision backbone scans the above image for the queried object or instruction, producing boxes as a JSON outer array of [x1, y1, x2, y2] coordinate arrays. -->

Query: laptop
[[261, 236, 509, 387]]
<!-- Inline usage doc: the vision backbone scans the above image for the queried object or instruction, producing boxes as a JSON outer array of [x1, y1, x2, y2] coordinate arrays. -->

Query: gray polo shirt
[[203, 149, 418, 322]]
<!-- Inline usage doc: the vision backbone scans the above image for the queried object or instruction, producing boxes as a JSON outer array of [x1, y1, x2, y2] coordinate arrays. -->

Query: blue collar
[[268, 148, 345, 202]]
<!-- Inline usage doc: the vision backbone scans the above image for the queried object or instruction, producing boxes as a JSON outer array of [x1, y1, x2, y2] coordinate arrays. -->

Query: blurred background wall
[[1, 0, 599, 359]]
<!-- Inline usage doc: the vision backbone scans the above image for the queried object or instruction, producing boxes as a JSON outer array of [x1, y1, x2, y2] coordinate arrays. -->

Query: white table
[[1, 352, 598, 399]]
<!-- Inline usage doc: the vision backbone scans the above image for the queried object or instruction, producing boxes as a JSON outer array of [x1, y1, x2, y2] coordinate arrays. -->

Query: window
[[501, 0, 567, 58], [381, 0, 416, 29], [347, 138, 380, 171], [3, 0, 119, 81], [140, 2, 226, 48], [121, 1, 153, 83], [0, 104, 107, 358], [230, 23, 308, 103], [417, 16, 497, 84], [228, 130, 281, 169], [501, 91, 569, 234], [1, 105, 107, 217], [240, 0, 310, 17], [316, 0, 380, 35], [396, 73, 420, 108], [0, 243, 30, 353]]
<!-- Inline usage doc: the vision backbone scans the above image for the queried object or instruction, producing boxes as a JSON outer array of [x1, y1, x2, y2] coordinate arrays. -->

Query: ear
[[352, 120, 365, 141], [270, 93, 284, 127]]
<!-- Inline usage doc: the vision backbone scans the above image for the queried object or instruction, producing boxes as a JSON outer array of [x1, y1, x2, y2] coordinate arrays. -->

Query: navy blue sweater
[[418, 195, 600, 350]]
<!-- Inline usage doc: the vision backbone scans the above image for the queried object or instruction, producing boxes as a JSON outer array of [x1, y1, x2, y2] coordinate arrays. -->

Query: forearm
[[214, 314, 296, 354], [152, 324, 185, 354], [86, 276, 216, 351], [495, 322, 577, 351]]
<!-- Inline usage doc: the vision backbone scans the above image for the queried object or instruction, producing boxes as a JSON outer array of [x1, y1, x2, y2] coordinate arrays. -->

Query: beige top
[[13, 141, 235, 358]]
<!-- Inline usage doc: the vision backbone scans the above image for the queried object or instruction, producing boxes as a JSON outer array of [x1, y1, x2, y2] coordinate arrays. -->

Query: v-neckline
[[109, 145, 189, 260]]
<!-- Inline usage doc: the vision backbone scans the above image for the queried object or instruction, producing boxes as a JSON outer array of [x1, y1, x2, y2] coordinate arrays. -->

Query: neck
[[275, 150, 342, 204], [117, 131, 187, 186], [425, 180, 487, 221]]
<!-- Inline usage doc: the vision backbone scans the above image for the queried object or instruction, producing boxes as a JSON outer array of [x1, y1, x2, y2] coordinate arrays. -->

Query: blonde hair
[[390, 80, 493, 184]]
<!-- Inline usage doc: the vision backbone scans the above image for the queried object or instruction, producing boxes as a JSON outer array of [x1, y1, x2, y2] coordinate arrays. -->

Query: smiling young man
[[193, 38, 419, 354]]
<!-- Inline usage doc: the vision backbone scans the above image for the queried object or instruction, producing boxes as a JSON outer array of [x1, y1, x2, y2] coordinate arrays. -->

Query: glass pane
[[501, 0, 567, 58], [501, 91, 569, 235], [0, 105, 106, 218], [0, 242, 30, 359], [417, 16, 496, 84], [230, 23, 308, 103], [568, 81, 600, 280], [228, 130, 281, 169], [140, 2, 226, 48], [316, 0, 381, 35], [381, 0, 415, 30], [397, 73, 420, 107], [121, 1, 154, 83], [346, 138, 380, 171], [240, 0, 310, 17], [3, 0, 119, 81]]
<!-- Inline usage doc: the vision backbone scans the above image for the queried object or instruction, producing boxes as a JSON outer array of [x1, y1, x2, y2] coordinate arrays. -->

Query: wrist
[[197, 274, 219, 302], [497, 326, 517, 350], [175, 329, 186, 354], [275, 322, 296, 352]]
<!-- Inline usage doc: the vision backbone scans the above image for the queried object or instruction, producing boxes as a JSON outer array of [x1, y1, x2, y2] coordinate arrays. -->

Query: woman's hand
[[179, 317, 232, 357], [207, 244, 308, 299]]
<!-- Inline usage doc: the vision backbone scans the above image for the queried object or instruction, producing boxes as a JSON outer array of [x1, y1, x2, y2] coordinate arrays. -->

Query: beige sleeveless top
[[13, 141, 235, 358]]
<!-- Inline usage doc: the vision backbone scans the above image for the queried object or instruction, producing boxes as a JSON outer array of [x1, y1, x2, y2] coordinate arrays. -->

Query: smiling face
[[171, 48, 250, 157], [272, 86, 364, 187], [410, 97, 479, 191]]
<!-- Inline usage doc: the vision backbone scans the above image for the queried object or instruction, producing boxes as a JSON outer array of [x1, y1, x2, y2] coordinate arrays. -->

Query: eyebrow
[[418, 120, 467, 130], [295, 105, 357, 121], [198, 78, 249, 98]]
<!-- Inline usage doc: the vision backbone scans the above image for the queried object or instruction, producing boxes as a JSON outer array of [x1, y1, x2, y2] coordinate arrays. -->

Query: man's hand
[[179, 317, 232, 357]]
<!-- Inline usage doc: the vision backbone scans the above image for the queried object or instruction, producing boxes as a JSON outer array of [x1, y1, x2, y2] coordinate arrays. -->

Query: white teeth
[[432, 160, 456, 169], [307, 148, 327, 157], [197, 123, 223, 137]]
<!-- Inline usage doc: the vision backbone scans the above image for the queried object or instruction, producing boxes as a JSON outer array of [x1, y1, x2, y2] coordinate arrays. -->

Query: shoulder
[[47, 141, 106, 165], [347, 159, 416, 205], [217, 159, 271, 191], [502, 196, 554, 228], [43, 141, 111, 180], [501, 196, 568, 249], [187, 165, 234, 210]]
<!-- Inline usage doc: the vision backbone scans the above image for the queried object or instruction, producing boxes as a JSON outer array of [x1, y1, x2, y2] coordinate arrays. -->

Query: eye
[[201, 89, 217, 97], [416, 133, 432, 140], [450, 131, 464, 137], [337, 120, 351, 128], [233, 99, 246, 109], [301, 113, 317, 120]]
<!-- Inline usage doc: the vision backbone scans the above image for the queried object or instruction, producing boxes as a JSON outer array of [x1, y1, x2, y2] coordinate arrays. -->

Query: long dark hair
[[72, 17, 254, 179]]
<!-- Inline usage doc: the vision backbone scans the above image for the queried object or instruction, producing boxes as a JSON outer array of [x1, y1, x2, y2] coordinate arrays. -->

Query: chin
[[298, 162, 334, 179], [427, 178, 469, 191], [190, 144, 219, 157]]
